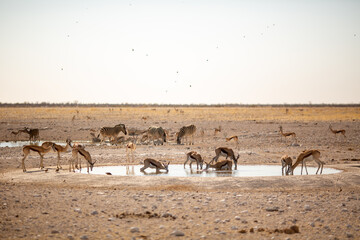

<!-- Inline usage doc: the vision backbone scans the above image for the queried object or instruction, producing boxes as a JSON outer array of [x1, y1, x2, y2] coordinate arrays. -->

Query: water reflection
[[81, 164, 341, 177]]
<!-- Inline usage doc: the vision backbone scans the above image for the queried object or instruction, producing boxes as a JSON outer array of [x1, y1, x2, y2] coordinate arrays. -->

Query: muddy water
[[78, 164, 341, 177]]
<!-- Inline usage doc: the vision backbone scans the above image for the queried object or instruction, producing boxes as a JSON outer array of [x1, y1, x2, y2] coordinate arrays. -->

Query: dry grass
[[0, 106, 359, 122]]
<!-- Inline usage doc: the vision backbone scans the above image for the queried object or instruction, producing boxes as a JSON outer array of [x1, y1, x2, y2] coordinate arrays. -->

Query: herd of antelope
[[15, 123, 347, 175]]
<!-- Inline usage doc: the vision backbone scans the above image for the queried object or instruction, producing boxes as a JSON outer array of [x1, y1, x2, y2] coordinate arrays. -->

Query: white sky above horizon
[[0, 0, 359, 105]]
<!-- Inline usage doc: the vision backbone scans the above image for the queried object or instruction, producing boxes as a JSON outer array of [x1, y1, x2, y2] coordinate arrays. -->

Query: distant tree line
[[0, 102, 359, 108]]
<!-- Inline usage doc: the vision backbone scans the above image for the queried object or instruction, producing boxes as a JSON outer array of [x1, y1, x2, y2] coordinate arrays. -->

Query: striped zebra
[[99, 124, 127, 143], [146, 126, 166, 145], [177, 124, 196, 145]]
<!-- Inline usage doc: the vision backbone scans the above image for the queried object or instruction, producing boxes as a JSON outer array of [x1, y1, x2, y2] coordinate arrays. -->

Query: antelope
[[211, 147, 239, 170], [281, 155, 292, 176], [71, 145, 96, 173], [140, 158, 169, 173], [279, 126, 296, 141], [126, 142, 136, 163], [70, 143, 84, 172], [204, 160, 232, 171], [42, 138, 72, 170], [177, 124, 197, 145], [19, 127, 40, 142], [100, 124, 127, 143], [226, 135, 239, 147], [214, 126, 222, 136], [289, 150, 324, 175], [184, 151, 204, 170], [329, 124, 346, 138], [146, 126, 167, 145], [21, 143, 56, 172]]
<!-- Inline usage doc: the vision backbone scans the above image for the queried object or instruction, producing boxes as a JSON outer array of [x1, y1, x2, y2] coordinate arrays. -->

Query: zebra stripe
[[177, 124, 196, 144], [100, 124, 127, 142]]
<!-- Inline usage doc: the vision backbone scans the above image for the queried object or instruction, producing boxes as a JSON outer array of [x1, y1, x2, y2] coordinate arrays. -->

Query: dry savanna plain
[[0, 106, 360, 240]]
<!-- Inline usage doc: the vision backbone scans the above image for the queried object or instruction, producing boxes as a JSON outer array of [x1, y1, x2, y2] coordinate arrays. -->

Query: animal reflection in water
[[126, 142, 136, 175], [140, 158, 169, 173]]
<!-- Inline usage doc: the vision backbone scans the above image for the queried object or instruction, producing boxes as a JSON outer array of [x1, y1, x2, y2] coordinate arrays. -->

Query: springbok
[[329, 124, 346, 138], [211, 147, 239, 170], [184, 151, 204, 170], [21, 143, 56, 172], [140, 158, 169, 173], [289, 150, 324, 175], [279, 126, 297, 142], [42, 138, 72, 170], [204, 160, 232, 171], [281, 155, 292, 176]]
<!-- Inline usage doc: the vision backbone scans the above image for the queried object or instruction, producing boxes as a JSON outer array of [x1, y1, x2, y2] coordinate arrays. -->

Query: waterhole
[[78, 164, 341, 177]]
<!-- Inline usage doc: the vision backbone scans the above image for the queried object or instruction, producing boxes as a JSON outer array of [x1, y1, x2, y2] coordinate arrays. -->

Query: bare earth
[[0, 106, 360, 240]]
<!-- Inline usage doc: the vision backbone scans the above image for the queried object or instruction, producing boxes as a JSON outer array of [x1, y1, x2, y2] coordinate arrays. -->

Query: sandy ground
[[0, 107, 360, 239]]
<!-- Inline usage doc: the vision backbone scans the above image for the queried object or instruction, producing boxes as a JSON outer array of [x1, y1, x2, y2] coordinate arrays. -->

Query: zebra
[[177, 124, 196, 145], [99, 124, 127, 143], [146, 126, 167, 145]]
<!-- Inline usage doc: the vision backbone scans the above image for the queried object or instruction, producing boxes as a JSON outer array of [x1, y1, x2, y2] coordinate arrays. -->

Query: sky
[[0, 0, 359, 105]]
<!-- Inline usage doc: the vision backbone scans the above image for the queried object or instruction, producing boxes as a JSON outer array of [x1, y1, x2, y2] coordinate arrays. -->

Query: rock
[[130, 227, 140, 233], [91, 211, 98, 215], [171, 230, 185, 236], [265, 206, 279, 212], [346, 232, 354, 238], [235, 216, 241, 220], [310, 222, 315, 227], [304, 205, 312, 211], [231, 226, 238, 230], [51, 230, 59, 234], [74, 208, 81, 213], [214, 219, 221, 223], [80, 236, 88, 240]]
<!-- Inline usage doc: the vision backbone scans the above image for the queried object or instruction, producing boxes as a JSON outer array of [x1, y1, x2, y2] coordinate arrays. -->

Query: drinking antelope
[[21, 143, 56, 172], [146, 126, 167, 145], [211, 147, 239, 170], [204, 160, 232, 171], [42, 138, 72, 170], [140, 158, 169, 173], [184, 151, 204, 170], [100, 124, 127, 143], [177, 124, 197, 145], [279, 126, 296, 142], [281, 155, 292, 176], [289, 150, 324, 175], [71, 145, 96, 173], [329, 124, 346, 138]]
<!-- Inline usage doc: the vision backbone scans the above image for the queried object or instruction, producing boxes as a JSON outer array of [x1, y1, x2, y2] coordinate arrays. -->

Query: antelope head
[[234, 154, 240, 167], [162, 161, 170, 172], [89, 159, 96, 171]]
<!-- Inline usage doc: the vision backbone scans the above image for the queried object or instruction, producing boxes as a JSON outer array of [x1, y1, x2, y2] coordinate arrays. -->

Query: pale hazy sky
[[0, 0, 359, 104]]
